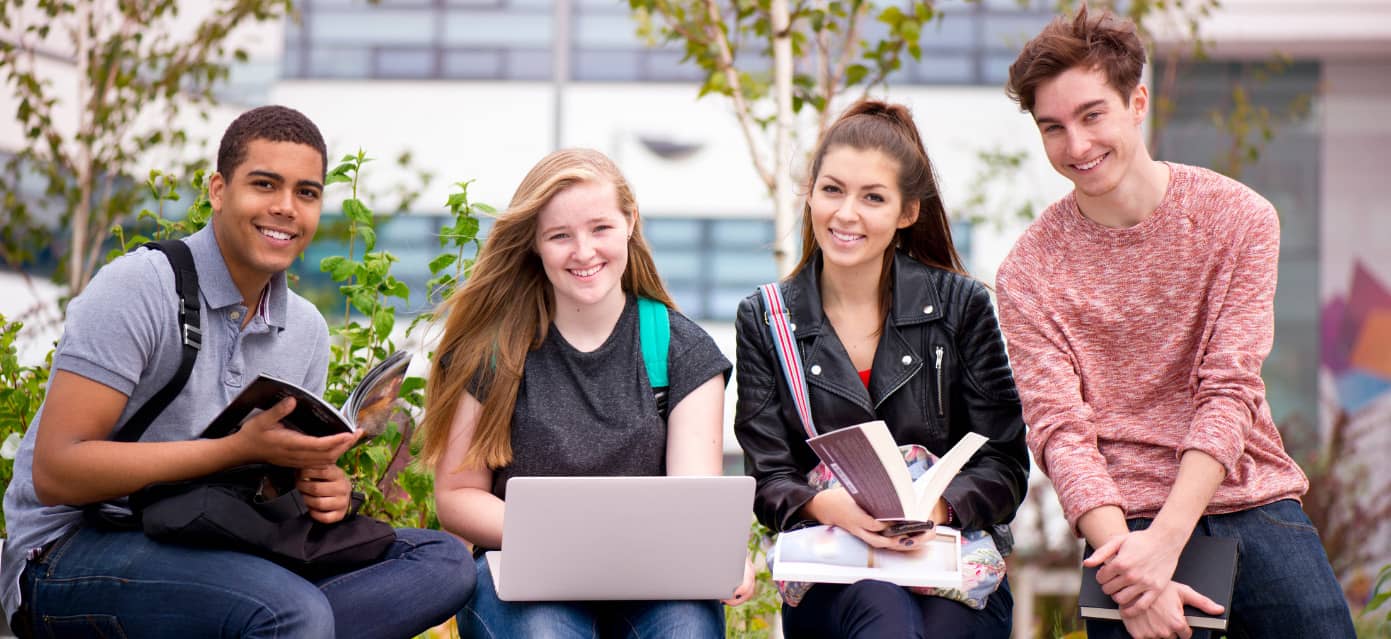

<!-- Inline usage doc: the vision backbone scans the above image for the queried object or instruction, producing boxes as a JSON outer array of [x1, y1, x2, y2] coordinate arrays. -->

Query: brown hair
[[420, 149, 674, 471], [791, 99, 966, 314], [1005, 5, 1147, 114], [217, 105, 327, 178]]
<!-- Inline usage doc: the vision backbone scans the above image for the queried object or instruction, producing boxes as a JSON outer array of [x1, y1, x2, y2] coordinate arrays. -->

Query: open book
[[773, 524, 964, 589], [202, 350, 412, 440], [806, 421, 988, 525]]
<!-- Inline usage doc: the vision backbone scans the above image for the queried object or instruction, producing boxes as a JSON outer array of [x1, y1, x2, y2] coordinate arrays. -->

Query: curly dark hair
[[1006, 5, 1147, 114], [216, 105, 327, 178]]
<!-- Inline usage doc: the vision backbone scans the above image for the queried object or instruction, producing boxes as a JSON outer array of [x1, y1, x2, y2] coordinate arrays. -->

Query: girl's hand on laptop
[[722, 558, 757, 606]]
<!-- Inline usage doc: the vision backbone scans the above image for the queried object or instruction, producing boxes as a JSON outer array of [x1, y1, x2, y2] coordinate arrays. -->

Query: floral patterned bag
[[774, 444, 1007, 609], [758, 283, 1006, 610]]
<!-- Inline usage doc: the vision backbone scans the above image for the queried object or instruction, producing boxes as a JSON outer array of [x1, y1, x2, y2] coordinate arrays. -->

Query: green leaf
[[845, 63, 869, 86], [372, 308, 395, 340], [320, 255, 346, 274], [342, 198, 372, 225], [359, 225, 377, 252], [428, 253, 457, 274]]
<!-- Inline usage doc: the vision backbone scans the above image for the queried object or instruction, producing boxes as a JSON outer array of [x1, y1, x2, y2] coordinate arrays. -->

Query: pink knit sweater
[[996, 162, 1308, 532]]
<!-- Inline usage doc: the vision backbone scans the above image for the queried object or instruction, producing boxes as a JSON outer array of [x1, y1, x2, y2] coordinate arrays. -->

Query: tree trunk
[[770, 0, 798, 277], [70, 0, 93, 295]]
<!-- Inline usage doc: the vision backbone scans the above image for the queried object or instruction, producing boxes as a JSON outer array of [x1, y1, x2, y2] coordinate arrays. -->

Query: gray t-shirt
[[0, 226, 330, 618], [486, 296, 731, 505]]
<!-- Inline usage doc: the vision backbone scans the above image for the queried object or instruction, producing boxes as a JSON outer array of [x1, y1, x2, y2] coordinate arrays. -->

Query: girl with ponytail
[[423, 148, 753, 637], [733, 99, 1029, 638]]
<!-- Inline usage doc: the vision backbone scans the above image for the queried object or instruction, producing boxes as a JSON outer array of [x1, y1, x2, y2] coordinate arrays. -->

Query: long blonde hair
[[420, 148, 674, 471]]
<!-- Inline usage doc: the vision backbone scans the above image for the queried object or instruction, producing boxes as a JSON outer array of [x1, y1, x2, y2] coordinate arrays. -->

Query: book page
[[806, 421, 916, 520], [344, 350, 412, 439], [910, 432, 989, 516]]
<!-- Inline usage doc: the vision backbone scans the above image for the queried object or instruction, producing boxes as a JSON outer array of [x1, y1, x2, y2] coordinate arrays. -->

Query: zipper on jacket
[[934, 346, 945, 418]]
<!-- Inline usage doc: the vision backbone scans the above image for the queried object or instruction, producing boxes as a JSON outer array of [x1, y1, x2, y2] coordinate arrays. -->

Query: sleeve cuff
[[1054, 471, 1126, 535], [53, 354, 137, 397], [1179, 413, 1245, 478]]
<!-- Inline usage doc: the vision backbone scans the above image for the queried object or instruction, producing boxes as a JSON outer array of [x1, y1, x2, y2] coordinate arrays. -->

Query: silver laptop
[[486, 475, 754, 601]]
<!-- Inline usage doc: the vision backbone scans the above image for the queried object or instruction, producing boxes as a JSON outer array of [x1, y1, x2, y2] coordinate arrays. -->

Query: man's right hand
[[803, 487, 920, 551], [1119, 580, 1225, 639], [229, 398, 359, 469]]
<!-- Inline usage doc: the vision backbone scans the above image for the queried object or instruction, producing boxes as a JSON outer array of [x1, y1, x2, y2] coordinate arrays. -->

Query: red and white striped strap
[[760, 283, 817, 439]]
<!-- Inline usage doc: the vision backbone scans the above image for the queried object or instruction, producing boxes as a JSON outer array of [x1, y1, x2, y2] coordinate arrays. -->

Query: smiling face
[[1032, 65, 1149, 200], [808, 146, 918, 276], [208, 138, 323, 301], [534, 179, 634, 314]]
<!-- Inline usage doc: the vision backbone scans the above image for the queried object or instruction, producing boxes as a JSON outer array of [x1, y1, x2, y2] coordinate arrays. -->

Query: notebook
[[1079, 535, 1239, 631], [486, 475, 755, 601]]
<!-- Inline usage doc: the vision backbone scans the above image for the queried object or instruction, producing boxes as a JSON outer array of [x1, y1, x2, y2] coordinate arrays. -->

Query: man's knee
[[248, 580, 335, 638]]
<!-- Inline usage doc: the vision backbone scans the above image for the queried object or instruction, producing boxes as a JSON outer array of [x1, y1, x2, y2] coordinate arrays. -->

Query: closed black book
[[1079, 535, 1239, 631]]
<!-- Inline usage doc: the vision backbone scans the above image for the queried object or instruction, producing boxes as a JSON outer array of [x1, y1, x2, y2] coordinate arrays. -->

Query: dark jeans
[[1084, 499, 1354, 639], [13, 525, 474, 639], [780, 576, 1013, 639], [457, 554, 724, 639]]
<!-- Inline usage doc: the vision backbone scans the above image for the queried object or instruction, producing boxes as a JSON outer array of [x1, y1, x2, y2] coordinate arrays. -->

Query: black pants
[[781, 577, 1013, 639]]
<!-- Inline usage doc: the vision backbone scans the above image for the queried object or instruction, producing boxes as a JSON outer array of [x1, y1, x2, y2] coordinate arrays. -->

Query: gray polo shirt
[[1, 226, 330, 617]]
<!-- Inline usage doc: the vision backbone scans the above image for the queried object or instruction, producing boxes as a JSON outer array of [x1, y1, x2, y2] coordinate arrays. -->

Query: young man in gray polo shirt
[[2, 106, 473, 637]]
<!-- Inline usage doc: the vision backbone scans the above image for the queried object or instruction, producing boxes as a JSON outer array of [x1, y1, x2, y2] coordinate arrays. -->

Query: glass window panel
[[443, 50, 504, 79], [641, 51, 706, 82], [711, 251, 776, 286], [311, 12, 436, 45], [652, 252, 702, 280], [669, 287, 705, 318], [922, 13, 978, 49], [643, 219, 702, 245], [308, 47, 372, 78], [444, 12, 552, 47], [376, 49, 435, 77], [506, 49, 553, 80], [711, 219, 772, 246], [709, 289, 753, 320], [981, 14, 1051, 50], [982, 53, 1018, 84], [908, 53, 973, 84], [573, 50, 640, 81], [575, 14, 643, 48]]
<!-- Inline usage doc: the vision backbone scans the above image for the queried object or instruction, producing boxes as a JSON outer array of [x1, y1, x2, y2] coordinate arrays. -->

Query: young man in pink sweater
[[996, 7, 1354, 639]]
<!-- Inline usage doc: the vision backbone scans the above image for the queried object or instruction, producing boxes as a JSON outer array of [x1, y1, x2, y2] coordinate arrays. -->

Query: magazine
[[772, 524, 964, 589], [201, 350, 412, 440]]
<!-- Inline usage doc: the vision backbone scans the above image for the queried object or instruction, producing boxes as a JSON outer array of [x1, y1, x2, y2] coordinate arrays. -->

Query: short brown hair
[[217, 105, 327, 178], [1005, 6, 1147, 114]]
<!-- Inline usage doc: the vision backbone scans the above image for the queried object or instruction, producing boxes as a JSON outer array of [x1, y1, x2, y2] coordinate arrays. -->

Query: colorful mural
[[1322, 262, 1391, 415]]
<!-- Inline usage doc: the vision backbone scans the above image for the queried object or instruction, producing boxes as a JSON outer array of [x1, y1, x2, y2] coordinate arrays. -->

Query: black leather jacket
[[733, 251, 1029, 553]]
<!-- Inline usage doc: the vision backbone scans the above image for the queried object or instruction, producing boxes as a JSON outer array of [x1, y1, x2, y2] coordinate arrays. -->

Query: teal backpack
[[636, 296, 671, 418]]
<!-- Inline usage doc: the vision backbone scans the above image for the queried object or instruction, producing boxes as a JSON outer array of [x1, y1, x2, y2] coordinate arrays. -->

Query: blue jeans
[[458, 554, 724, 639], [15, 525, 474, 638], [1084, 499, 1354, 639], [780, 576, 1013, 639]]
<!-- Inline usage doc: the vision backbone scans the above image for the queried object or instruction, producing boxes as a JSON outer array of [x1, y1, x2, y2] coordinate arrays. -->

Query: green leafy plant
[[724, 519, 782, 639], [0, 315, 51, 537]]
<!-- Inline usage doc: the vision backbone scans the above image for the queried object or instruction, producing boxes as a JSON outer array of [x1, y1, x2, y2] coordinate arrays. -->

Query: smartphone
[[880, 520, 935, 537]]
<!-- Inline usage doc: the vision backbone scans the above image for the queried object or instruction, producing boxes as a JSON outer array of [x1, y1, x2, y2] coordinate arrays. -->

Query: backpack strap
[[110, 240, 203, 443], [759, 283, 816, 438], [636, 297, 671, 420]]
